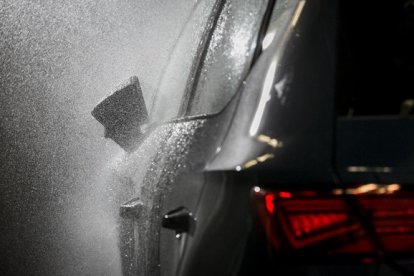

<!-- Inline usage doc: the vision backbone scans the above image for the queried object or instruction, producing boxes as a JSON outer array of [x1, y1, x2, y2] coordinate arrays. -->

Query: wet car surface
[[2, 0, 414, 276]]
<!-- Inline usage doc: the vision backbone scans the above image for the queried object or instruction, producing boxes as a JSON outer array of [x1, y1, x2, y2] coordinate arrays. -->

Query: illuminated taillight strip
[[252, 185, 414, 258]]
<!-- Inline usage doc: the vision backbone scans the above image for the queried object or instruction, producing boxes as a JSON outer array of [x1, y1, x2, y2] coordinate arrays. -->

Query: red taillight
[[265, 194, 275, 214], [288, 213, 348, 237], [252, 184, 414, 262], [279, 191, 292, 199]]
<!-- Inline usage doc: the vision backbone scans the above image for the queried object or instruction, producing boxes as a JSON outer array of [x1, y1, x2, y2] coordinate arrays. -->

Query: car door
[[92, 0, 271, 275]]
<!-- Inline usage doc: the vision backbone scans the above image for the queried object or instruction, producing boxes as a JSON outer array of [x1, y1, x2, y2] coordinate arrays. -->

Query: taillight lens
[[252, 184, 414, 262]]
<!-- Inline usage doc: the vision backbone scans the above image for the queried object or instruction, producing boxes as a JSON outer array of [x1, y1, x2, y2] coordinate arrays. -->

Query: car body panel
[[206, 0, 339, 185], [116, 1, 339, 274], [104, 0, 414, 275]]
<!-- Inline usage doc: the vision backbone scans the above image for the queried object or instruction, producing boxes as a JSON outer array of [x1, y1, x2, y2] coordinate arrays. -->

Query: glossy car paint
[[206, 0, 338, 183], [151, 0, 414, 274], [115, 0, 343, 275], [115, 0, 270, 275], [160, 1, 340, 275], [81, 0, 413, 275]]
